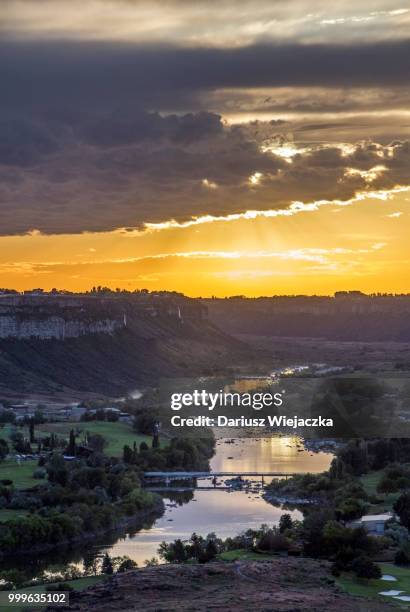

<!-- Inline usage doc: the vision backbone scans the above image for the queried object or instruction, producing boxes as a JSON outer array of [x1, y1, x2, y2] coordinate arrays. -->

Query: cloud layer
[[0, 2, 409, 237], [0, 106, 409, 235]]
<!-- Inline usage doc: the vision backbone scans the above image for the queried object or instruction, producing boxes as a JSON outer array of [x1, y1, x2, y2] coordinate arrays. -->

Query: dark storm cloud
[[0, 108, 409, 235], [0, 39, 409, 114], [0, 118, 71, 166], [0, 35, 409, 236], [81, 111, 224, 148]]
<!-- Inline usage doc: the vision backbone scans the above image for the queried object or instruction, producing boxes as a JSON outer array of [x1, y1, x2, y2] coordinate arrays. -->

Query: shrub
[[102, 553, 114, 575], [395, 546, 410, 566], [33, 468, 47, 479], [118, 558, 138, 572], [385, 522, 410, 546], [279, 514, 293, 533], [351, 556, 381, 580], [335, 497, 368, 521], [394, 492, 410, 529]]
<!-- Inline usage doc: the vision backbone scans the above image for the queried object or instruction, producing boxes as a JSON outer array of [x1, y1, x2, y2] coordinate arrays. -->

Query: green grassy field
[[2, 419, 167, 457], [338, 563, 410, 607], [360, 470, 401, 512], [0, 459, 38, 489], [218, 549, 276, 562], [360, 470, 384, 496], [2, 576, 105, 611], [0, 424, 14, 439], [24, 421, 163, 457], [0, 508, 29, 521]]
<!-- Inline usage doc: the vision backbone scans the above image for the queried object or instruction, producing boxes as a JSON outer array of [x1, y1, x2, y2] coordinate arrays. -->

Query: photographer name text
[[170, 415, 334, 428]]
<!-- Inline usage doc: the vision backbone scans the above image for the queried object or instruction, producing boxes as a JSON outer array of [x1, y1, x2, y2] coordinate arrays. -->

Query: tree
[[257, 530, 290, 552], [49, 432, 57, 450], [102, 553, 114, 575], [144, 557, 159, 567], [203, 539, 218, 562], [189, 533, 204, 559], [123, 445, 133, 463], [0, 410, 15, 424], [377, 476, 398, 494], [47, 452, 69, 486], [335, 497, 367, 522], [303, 509, 334, 557], [66, 429, 76, 456], [158, 539, 187, 563], [82, 552, 97, 576], [29, 420, 35, 444], [118, 558, 138, 572], [0, 439, 9, 461], [69, 467, 107, 490], [394, 492, 410, 529], [351, 556, 381, 580], [279, 514, 293, 533], [33, 409, 45, 424], [10, 431, 31, 454], [139, 441, 149, 452], [395, 546, 410, 566], [133, 411, 157, 435], [87, 433, 107, 453], [152, 434, 160, 449]]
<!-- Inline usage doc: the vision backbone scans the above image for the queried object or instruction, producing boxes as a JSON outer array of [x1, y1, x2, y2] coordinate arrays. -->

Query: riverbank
[[0, 436, 332, 583], [0, 495, 164, 562], [101, 437, 332, 566]]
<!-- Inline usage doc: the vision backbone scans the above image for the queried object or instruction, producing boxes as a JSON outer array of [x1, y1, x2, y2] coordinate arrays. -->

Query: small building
[[351, 512, 393, 535]]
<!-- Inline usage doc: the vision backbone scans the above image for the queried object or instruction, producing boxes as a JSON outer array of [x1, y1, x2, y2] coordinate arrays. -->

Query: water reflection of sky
[[103, 437, 332, 565], [212, 436, 332, 474], [106, 488, 302, 564]]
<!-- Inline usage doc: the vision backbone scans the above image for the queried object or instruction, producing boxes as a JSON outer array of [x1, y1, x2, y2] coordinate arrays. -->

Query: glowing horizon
[[1, 1, 409, 296]]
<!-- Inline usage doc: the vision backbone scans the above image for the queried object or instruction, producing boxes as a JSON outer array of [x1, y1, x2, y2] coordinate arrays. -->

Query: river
[[100, 436, 332, 566], [2, 369, 334, 580], [0, 432, 331, 583]]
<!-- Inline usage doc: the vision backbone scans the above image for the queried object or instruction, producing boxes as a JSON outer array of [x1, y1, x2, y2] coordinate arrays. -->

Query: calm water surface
[[102, 436, 332, 565]]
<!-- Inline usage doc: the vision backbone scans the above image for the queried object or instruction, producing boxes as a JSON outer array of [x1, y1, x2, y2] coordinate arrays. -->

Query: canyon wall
[[203, 295, 410, 341], [0, 293, 206, 340], [0, 293, 247, 396]]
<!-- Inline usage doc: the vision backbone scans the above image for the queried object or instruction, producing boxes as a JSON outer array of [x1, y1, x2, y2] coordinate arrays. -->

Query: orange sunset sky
[[1, 1, 409, 296]]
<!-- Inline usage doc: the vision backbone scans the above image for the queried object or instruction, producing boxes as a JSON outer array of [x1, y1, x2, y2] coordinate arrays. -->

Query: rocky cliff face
[[0, 294, 248, 397], [0, 293, 206, 340], [0, 315, 124, 340]]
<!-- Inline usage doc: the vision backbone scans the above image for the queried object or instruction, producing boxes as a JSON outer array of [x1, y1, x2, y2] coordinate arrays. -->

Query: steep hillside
[[0, 294, 250, 397], [203, 295, 410, 341]]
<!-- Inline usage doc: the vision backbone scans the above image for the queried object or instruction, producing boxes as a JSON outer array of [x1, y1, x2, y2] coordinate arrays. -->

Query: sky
[[0, 0, 409, 296]]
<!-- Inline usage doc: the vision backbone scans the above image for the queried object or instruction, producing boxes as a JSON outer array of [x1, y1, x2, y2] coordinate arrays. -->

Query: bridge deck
[[144, 471, 297, 478], [147, 486, 240, 492]]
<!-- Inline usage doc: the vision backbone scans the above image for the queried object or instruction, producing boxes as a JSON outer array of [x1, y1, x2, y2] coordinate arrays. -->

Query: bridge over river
[[144, 471, 298, 478], [143, 471, 299, 484]]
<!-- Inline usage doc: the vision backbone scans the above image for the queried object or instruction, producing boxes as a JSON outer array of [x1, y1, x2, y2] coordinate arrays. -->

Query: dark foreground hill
[[0, 294, 252, 397], [46, 559, 394, 611]]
